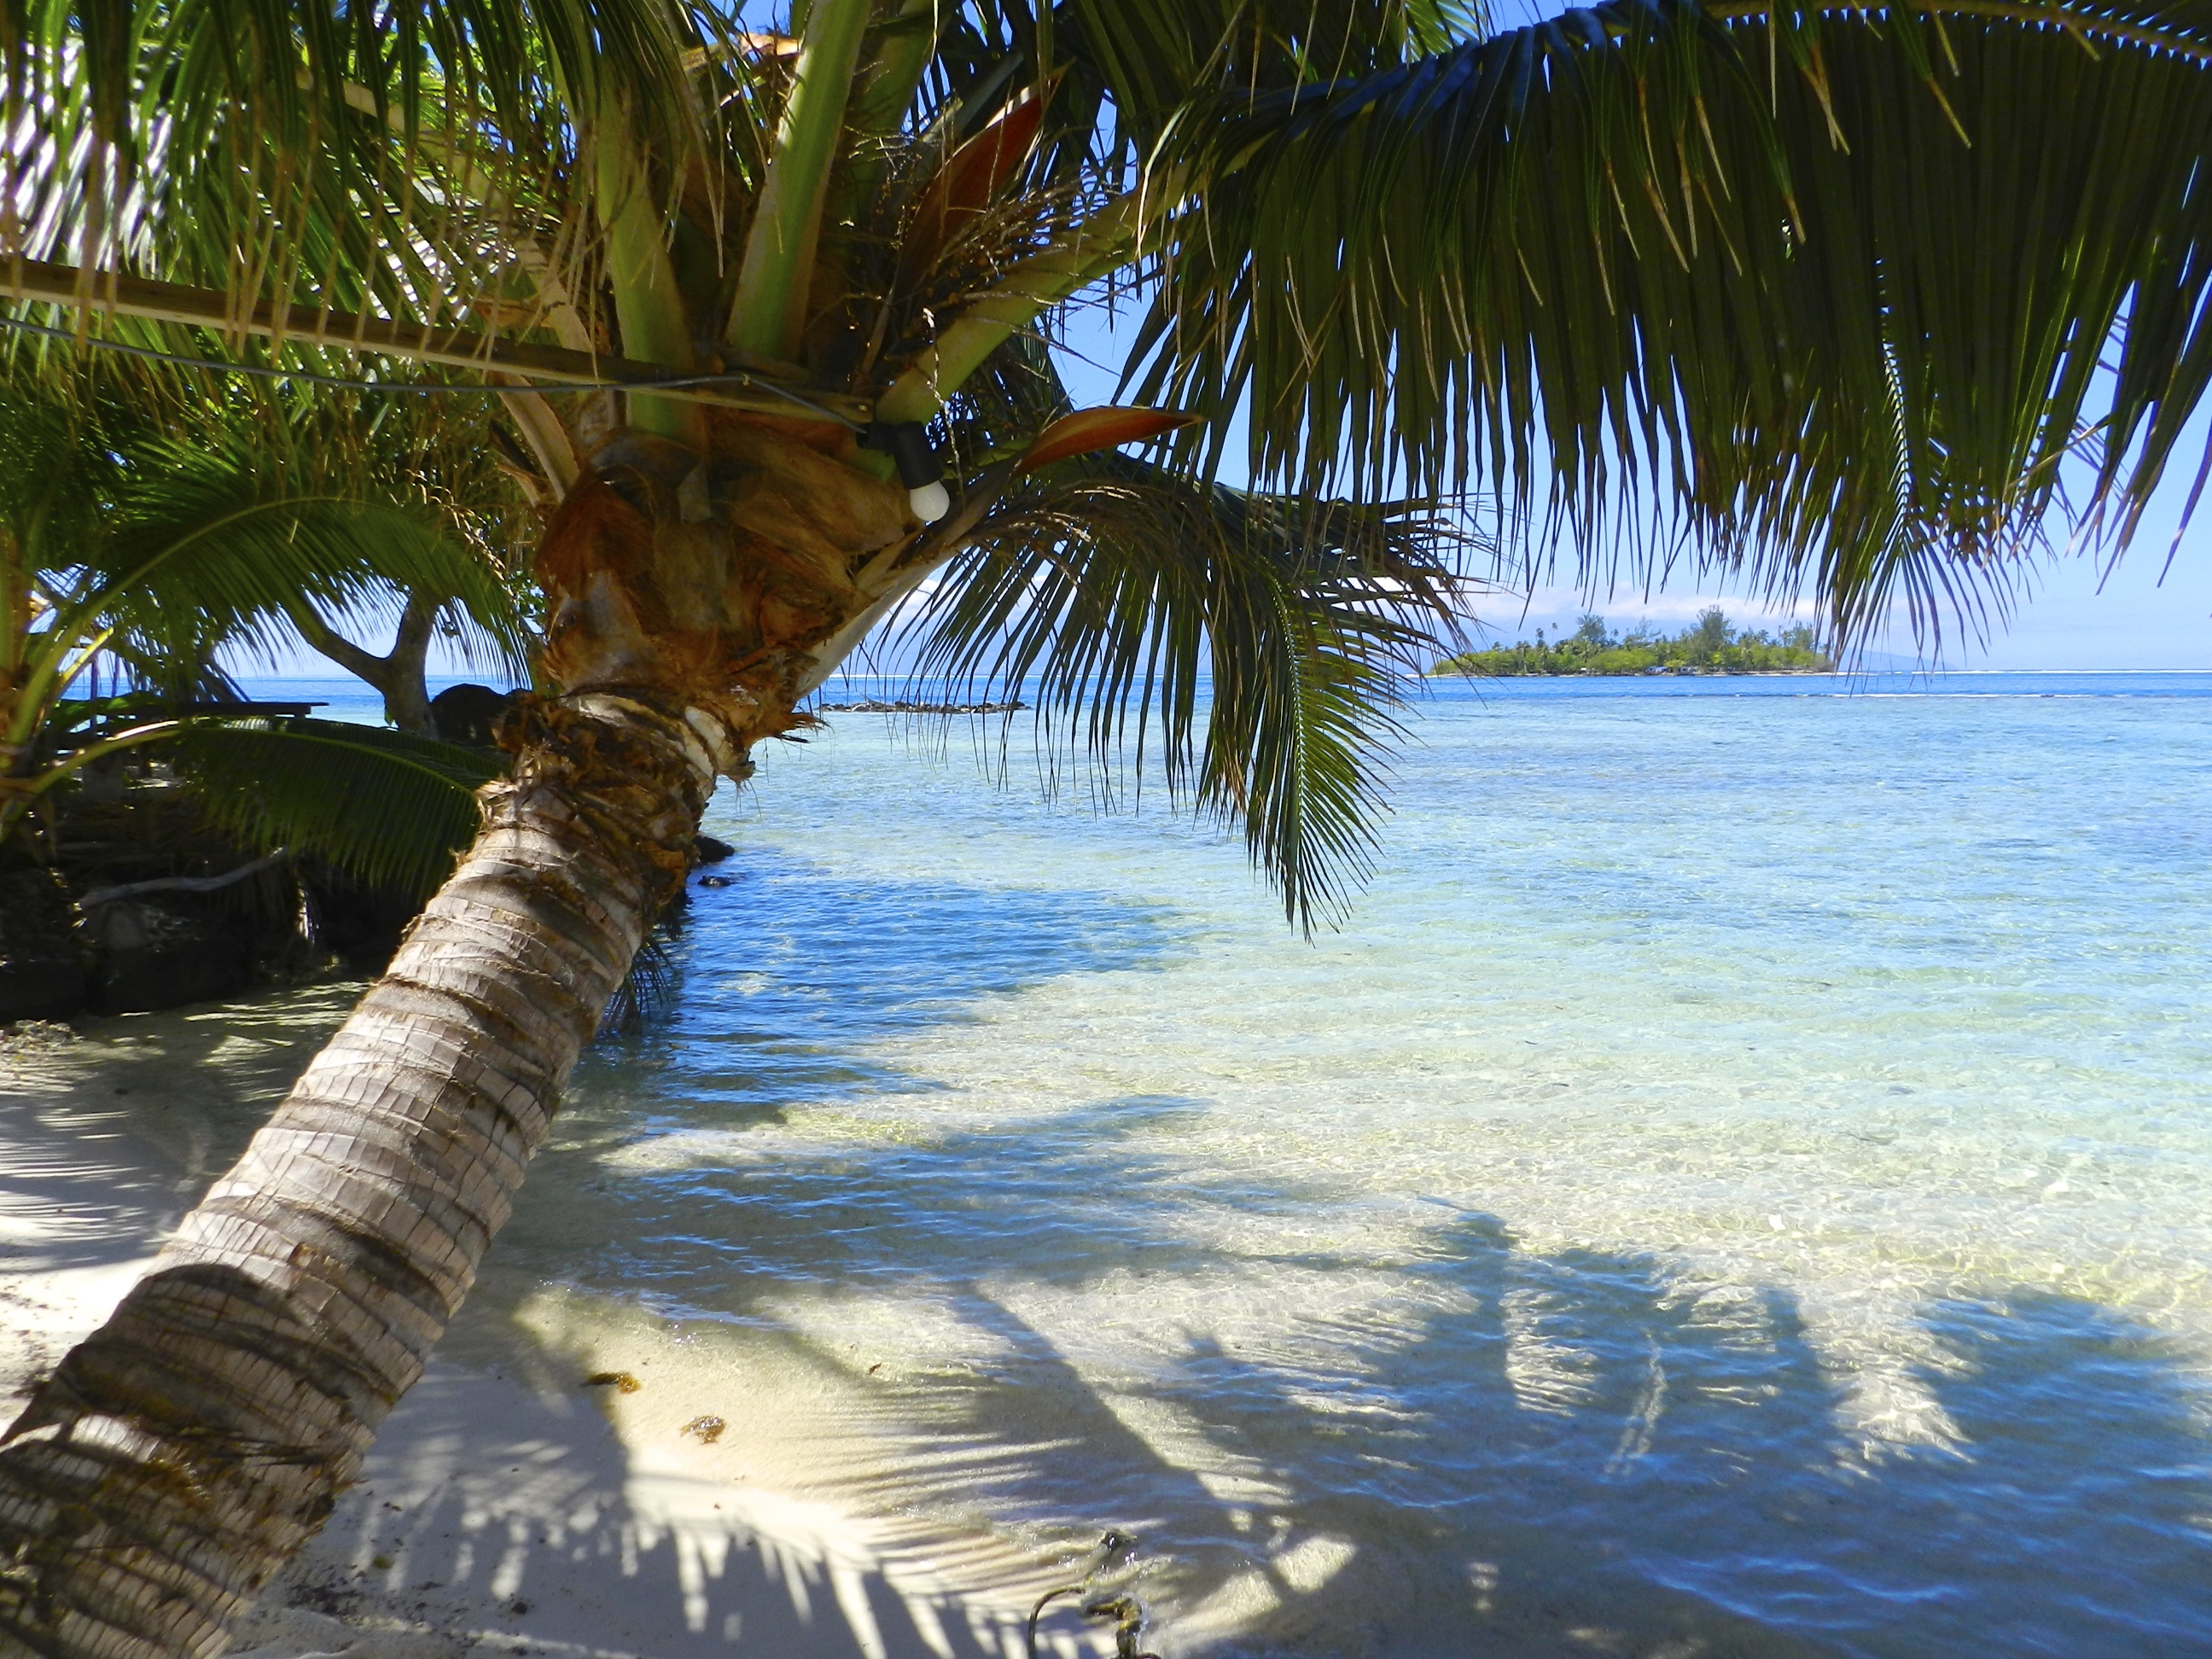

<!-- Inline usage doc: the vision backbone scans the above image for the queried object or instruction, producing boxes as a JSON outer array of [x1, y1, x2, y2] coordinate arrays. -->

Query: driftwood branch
[[77, 848, 292, 909]]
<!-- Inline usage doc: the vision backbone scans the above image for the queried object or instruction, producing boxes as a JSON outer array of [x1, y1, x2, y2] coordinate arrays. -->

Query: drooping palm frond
[[598, 920, 684, 1034], [2, 0, 719, 345], [1027, 0, 1481, 172], [0, 342, 177, 571], [276, 380, 544, 676], [2, 344, 534, 678], [172, 718, 501, 898], [1131, 0, 2212, 645], [92, 445, 521, 668], [897, 452, 1477, 928]]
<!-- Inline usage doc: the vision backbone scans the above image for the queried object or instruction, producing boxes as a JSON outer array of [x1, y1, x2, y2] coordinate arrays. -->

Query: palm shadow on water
[[580, 850, 1188, 1118], [282, 860, 2212, 1659]]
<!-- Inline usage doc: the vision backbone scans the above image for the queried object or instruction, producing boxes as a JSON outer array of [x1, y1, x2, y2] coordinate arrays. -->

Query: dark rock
[[428, 683, 513, 749], [0, 865, 88, 1022], [89, 900, 253, 1013], [693, 834, 735, 865], [299, 862, 423, 974], [0, 964, 90, 1024]]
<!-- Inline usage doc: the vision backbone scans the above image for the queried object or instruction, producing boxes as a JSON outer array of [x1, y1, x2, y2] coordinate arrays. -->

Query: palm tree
[[0, 352, 529, 1024], [0, 353, 529, 859], [3, 1, 2208, 1650]]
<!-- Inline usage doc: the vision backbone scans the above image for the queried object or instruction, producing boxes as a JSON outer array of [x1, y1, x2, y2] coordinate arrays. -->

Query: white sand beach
[[0, 993, 1127, 1659]]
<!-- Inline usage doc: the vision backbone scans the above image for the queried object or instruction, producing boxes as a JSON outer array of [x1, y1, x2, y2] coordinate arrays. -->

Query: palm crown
[[7, 0, 2211, 923]]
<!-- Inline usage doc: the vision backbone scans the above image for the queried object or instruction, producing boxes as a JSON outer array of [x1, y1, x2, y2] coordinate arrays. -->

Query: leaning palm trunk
[[0, 420, 916, 1656]]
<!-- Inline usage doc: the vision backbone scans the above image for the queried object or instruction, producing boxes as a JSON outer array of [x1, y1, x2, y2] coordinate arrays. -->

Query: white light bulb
[[908, 480, 952, 523]]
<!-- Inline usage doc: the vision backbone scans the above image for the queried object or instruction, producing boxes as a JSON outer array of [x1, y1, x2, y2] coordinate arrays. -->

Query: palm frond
[[172, 718, 501, 898], [1132, 0, 2212, 645], [95, 457, 513, 671], [896, 455, 1477, 929], [3, 345, 535, 678], [3, 0, 719, 355], [0, 336, 193, 567], [1015, 0, 1481, 172], [598, 919, 683, 1036]]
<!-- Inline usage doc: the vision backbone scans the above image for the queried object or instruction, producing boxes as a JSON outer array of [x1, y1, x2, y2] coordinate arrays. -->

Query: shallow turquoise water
[[304, 673, 2212, 1653]]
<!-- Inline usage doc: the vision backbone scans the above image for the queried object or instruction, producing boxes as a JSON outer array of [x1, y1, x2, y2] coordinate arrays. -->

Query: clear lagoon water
[[263, 673, 2212, 1656]]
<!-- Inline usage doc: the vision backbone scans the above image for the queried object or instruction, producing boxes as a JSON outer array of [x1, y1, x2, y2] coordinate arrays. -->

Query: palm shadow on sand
[[332, 1131, 2212, 1656], [45, 856, 2196, 1659]]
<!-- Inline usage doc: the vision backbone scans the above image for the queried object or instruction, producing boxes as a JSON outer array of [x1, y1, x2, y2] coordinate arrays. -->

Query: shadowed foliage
[[174, 720, 505, 899], [0, 350, 531, 870]]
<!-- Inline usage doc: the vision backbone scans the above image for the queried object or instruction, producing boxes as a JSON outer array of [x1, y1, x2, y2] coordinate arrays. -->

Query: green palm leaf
[[1135, 0, 2212, 643], [99, 434, 531, 676], [172, 719, 502, 898], [3, 346, 533, 684], [898, 453, 1474, 929], [3, 0, 715, 337]]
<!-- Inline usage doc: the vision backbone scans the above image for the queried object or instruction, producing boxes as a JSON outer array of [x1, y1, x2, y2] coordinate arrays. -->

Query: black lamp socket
[[862, 421, 940, 490]]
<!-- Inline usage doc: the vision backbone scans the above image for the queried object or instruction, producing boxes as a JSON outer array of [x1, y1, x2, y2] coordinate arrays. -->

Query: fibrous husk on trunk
[[536, 414, 917, 760]]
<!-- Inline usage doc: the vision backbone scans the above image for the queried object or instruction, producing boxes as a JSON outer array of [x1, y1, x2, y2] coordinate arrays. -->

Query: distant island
[[1435, 608, 1834, 676]]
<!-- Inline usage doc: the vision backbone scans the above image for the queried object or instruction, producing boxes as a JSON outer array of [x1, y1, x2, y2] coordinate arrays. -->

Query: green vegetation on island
[[1435, 609, 1834, 677]]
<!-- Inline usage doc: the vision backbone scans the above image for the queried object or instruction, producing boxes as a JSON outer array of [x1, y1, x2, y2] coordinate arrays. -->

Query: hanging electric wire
[[0, 315, 867, 429]]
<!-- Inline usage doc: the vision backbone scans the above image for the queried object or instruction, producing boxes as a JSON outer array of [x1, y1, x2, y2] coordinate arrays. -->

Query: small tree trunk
[[291, 593, 440, 736], [377, 597, 438, 736], [0, 694, 707, 1656]]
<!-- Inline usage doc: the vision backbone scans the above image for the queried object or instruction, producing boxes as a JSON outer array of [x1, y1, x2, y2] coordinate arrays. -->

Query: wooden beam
[[1, 259, 873, 426]]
